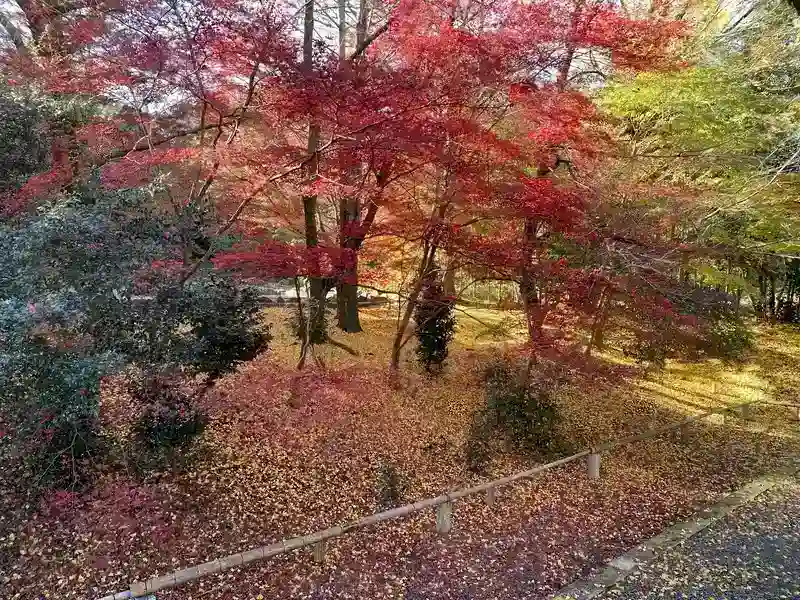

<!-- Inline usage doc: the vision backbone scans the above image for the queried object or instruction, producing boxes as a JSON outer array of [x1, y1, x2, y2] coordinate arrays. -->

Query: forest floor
[[2, 306, 800, 600]]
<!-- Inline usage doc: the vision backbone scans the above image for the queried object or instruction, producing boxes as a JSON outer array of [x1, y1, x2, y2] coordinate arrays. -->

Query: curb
[[550, 461, 800, 600]]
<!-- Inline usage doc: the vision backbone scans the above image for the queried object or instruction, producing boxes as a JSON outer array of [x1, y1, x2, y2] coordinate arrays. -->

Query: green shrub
[[130, 375, 206, 448], [0, 332, 108, 489], [1, 186, 268, 490], [464, 410, 493, 475], [184, 286, 269, 381], [167, 278, 271, 381], [0, 90, 50, 192], [29, 404, 100, 488], [484, 361, 561, 454], [622, 336, 669, 369], [702, 317, 753, 361], [414, 277, 456, 373], [375, 461, 406, 509], [464, 360, 564, 470]]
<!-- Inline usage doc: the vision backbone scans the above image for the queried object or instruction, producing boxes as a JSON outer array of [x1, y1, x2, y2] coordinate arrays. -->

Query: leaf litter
[[2, 309, 799, 600]]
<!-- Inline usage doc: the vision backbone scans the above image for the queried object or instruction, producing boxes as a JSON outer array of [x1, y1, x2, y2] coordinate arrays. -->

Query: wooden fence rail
[[97, 398, 799, 600]]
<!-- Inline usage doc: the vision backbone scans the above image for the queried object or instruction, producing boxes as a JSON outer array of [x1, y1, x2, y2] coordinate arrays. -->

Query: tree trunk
[[442, 254, 457, 298], [336, 279, 361, 332], [520, 215, 550, 377], [595, 303, 610, 350], [519, 163, 554, 371], [337, 195, 363, 332], [356, 0, 369, 47], [585, 286, 609, 357], [768, 274, 776, 321], [335, 174, 388, 333], [295, 277, 311, 369], [335, 170, 389, 334], [333, 5, 367, 334], [338, 0, 347, 59], [300, 0, 326, 351], [521, 217, 544, 346], [390, 241, 438, 370], [303, 189, 327, 345]]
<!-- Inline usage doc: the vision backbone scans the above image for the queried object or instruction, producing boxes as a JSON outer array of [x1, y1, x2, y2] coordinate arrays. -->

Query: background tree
[[600, 0, 800, 325]]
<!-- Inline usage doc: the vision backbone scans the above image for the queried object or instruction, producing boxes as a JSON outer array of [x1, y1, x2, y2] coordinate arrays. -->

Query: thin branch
[[98, 123, 230, 165], [348, 20, 389, 61], [358, 284, 497, 330]]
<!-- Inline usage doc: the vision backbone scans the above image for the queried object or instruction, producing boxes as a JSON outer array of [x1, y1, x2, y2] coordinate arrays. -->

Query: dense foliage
[[0, 86, 50, 193], [484, 361, 563, 454], [466, 359, 564, 473], [599, 0, 800, 326], [0, 0, 796, 505], [0, 183, 269, 488]]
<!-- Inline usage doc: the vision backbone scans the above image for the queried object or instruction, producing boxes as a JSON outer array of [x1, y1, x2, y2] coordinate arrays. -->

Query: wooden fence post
[[436, 501, 453, 534], [587, 453, 601, 480], [486, 487, 496, 507], [312, 540, 325, 563]]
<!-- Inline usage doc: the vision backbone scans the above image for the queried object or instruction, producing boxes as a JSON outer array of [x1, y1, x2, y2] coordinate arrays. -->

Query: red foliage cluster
[[12, 141, 73, 208], [100, 148, 201, 190], [75, 118, 137, 159], [38, 477, 175, 552], [2, 0, 693, 352], [212, 241, 358, 280]]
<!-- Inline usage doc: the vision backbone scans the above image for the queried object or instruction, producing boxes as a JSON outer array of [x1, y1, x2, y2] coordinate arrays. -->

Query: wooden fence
[[98, 398, 800, 600]]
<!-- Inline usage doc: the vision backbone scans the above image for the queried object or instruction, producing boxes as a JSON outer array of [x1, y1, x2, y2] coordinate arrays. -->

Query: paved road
[[598, 476, 800, 600]]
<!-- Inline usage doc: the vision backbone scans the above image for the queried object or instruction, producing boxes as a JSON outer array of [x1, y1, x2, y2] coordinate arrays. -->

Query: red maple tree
[[4, 0, 688, 369]]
